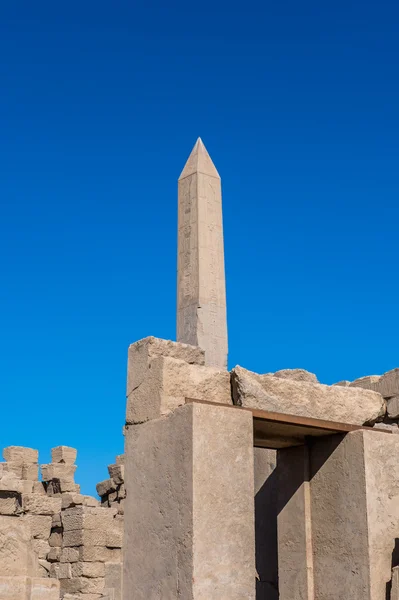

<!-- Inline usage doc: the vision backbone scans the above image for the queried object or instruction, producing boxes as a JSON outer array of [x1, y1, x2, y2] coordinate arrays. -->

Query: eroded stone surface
[[126, 354, 231, 424], [231, 365, 385, 425], [273, 369, 318, 383]]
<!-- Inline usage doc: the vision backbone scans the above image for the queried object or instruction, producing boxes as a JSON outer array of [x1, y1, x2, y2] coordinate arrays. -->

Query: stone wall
[[0, 445, 123, 600]]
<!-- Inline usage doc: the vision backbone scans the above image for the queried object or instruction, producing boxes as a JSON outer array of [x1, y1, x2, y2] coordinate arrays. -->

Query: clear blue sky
[[1, 1, 398, 494]]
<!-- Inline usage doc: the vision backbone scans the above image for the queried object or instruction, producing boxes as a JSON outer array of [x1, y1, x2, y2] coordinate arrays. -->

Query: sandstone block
[[61, 493, 98, 510], [96, 479, 115, 497], [105, 529, 123, 548], [32, 539, 51, 559], [32, 482, 46, 495], [52, 513, 62, 528], [3, 447, 39, 466], [375, 368, 399, 398], [127, 336, 205, 398], [50, 562, 72, 579], [71, 562, 105, 578], [0, 575, 28, 600], [117, 484, 125, 499], [126, 355, 231, 424], [274, 368, 318, 383], [78, 576, 104, 594], [41, 463, 76, 482], [115, 455, 124, 465], [0, 516, 37, 577], [349, 375, 381, 391], [231, 365, 385, 425], [51, 446, 77, 465], [1, 462, 23, 478], [108, 464, 124, 485], [47, 547, 61, 562], [23, 494, 61, 515], [24, 515, 52, 540], [387, 396, 399, 419], [60, 547, 79, 563], [62, 506, 115, 532], [78, 546, 121, 563], [117, 499, 124, 515], [0, 473, 24, 493], [108, 491, 117, 503], [0, 492, 22, 515], [21, 480, 34, 494], [49, 528, 63, 547], [37, 559, 51, 576], [22, 464, 39, 481], [63, 528, 106, 547]]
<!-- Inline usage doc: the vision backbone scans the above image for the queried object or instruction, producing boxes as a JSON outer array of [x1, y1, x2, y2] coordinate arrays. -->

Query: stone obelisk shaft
[[177, 138, 228, 369]]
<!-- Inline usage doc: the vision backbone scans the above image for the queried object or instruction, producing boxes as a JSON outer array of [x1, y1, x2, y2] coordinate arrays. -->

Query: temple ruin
[[1, 139, 399, 599]]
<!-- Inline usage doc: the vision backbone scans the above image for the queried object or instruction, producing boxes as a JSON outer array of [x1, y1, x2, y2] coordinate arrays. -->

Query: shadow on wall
[[386, 539, 399, 600]]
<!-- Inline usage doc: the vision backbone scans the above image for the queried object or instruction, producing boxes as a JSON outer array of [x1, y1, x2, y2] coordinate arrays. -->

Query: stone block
[[105, 529, 123, 548], [63, 528, 106, 547], [0, 492, 22, 515], [117, 484, 125, 499], [71, 562, 105, 578], [41, 463, 76, 482], [21, 480, 34, 494], [126, 336, 205, 398], [349, 375, 381, 391], [1, 462, 23, 479], [51, 446, 77, 465], [274, 368, 318, 383], [37, 559, 51, 577], [52, 513, 62, 528], [0, 575, 28, 600], [124, 402, 255, 600], [115, 455, 124, 465], [96, 479, 116, 497], [231, 365, 385, 425], [62, 506, 115, 532], [60, 547, 80, 563], [0, 473, 24, 493], [49, 528, 63, 547], [108, 491, 117, 503], [0, 516, 37, 577], [61, 493, 98, 509], [78, 546, 121, 563], [32, 481, 46, 495], [108, 464, 124, 485], [24, 515, 52, 540], [376, 368, 399, 398], [22, 464, 39, 481], [387, 396, 399, 419], [126, 355, 231, 425], [61, 577, 104, 595], [30, 577, 60, 600], [32, 539, 50, 560], [3, 447, 39, 466], [23, 494, 61, 515], [47, 547, 61, 562], [50, 562, 72, 579]]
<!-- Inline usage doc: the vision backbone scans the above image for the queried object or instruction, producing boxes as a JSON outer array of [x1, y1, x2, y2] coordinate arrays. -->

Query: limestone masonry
[[3, 140, 399, 599]]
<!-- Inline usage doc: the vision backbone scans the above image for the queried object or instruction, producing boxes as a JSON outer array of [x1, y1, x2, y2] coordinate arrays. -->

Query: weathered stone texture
[[274, 368, 318, 383], [126, 353, 231, 424], [232, 365, 385, 425]]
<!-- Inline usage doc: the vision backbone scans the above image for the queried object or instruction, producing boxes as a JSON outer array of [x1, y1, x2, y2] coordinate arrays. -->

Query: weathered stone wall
[[0, 445, 123, 600]]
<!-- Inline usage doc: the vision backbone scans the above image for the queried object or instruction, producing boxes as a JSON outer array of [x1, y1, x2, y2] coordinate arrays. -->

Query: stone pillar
[[277, 430, 399, 600], [123, 402, 255, 600], [177, 138, 228, 369], [277, 444, 314, 600]]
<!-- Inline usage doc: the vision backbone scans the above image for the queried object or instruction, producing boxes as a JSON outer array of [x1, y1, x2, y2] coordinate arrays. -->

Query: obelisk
[[177, 138, 228, 369]]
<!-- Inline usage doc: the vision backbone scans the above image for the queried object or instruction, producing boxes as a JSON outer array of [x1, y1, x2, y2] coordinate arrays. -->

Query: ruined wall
[[0, 445, 124, 600]]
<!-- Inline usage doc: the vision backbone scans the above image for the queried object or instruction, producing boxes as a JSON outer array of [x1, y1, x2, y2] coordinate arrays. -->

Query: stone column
[[177, 138, 228, 369], [277, 444, 314, 600], [123, 402, 255, 600]]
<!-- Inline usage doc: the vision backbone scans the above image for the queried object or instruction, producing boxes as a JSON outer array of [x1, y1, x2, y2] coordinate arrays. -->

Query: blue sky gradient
[[1, 1, 398, 493]]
